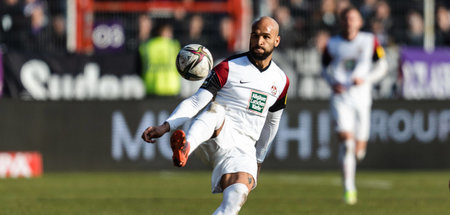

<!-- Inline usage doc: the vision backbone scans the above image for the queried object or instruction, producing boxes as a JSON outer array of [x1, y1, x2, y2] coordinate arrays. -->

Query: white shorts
[[194, 120, 258, 194], [330, 95, 371, 141]]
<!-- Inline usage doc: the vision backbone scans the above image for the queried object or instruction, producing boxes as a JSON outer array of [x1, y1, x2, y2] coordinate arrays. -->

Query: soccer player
[[142, 16, 289, 214], [321, 7, 387, 205]]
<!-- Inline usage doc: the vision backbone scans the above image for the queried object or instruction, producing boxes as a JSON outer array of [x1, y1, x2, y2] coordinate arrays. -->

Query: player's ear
[[274, 35, 280, 47]]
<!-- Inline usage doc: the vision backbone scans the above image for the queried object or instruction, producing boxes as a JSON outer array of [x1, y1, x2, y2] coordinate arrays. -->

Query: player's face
[[249, 20, 280, 61], [342, 9, 363, 34]]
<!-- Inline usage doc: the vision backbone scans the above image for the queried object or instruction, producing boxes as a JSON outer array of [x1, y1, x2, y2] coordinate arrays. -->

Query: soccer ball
[[176, 44, 213, 81]]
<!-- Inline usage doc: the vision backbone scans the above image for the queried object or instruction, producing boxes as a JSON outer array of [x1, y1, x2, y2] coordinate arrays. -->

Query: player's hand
[[353, 78, 364, 85], [141, 122, 170, 143], [332, 84, 345, 94]]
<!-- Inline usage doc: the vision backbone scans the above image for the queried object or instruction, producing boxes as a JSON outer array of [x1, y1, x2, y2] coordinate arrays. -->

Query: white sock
[[339, 139, 356, 192], [186, 102, 225, 156], [213, 183, 249, 215]]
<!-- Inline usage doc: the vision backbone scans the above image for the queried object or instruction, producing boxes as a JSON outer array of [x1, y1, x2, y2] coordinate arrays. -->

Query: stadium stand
[[1, 0, 449, 99]]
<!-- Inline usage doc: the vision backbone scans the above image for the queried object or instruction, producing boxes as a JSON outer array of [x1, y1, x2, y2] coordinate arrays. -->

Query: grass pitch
[[0, 171, 448, 215]]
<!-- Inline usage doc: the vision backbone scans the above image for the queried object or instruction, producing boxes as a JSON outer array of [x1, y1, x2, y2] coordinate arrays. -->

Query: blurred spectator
[[45, 14, 67, 54], [312, 0, 339, 35], [139, 23, 181, 96], [369, 0, 396, 47], [265, 0, 281, 17], [23, 0, 50, 52], [314, 29, 330, 53], [288, 0, 310, 44], [274, 5, 304, 50], [371, 17, 389, 46], [404, 10, 424, 46], [359, 0, 378, 29], [179, 14, 209, 47], [371, 1, 393, 34], [435, 4, 450, 46], [215, 15, 234, 60], [138, 13, 152, 44], [290, 0, 310, 15], [172, 7, 188, 42], [0, 0, 28, 50], [336, 0, 351, 17], [30, 2, 47, 33]]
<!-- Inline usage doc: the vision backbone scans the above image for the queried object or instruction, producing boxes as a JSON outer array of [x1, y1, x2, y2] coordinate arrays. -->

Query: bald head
[[252, 16, 279, 37], [248, 16, 280, 66]]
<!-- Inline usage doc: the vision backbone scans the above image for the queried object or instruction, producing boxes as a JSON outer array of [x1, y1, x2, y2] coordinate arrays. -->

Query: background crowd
[[1, 0, 450, 99]]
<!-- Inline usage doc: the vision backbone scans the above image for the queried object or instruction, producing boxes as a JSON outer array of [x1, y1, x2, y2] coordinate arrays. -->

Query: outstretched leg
[[170, 102, 226, 167]]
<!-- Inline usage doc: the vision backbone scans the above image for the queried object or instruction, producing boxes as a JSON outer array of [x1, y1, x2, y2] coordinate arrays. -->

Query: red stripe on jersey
[[279, 74, 290, 102], [373, 36, 380, 49], [269, 74, 290, 112], [213, 60, 229, 88]]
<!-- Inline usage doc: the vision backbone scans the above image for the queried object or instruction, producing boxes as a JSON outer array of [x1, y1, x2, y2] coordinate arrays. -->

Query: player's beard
[[249, 46, 273, 61]]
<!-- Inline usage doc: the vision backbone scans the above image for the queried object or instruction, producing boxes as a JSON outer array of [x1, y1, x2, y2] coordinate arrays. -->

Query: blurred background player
[[321, 7, 388, 205], [142, 16, 289, 214]]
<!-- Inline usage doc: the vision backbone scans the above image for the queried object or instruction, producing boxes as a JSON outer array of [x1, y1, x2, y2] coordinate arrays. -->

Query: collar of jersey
[[247, 52, 272, 72]]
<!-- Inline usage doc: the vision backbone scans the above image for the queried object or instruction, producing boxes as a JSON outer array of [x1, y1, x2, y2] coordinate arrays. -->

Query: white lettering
[[9, 153, 31, 178], [111, 111, 155, 161], [92, 24, 125, 49], [20, 60, 145, 100], [402, 61, 450, 99], [20, 59, 50, 100], [413, 111, 437, 143], [388, 109, 413, 143], [111, 108, 450, 163], [98, 75, 120, 100], [0, 153, 32, 178], [370, 109, 389, 142], [275, 112, 312, 160], [317, 110, 331, 160]]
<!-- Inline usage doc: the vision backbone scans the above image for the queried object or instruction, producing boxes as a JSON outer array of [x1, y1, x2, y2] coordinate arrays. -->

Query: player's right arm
[[142, 60, 229, 143], [165, 59, 230, 131], [142, 122, 171, 143], [321, 46, 344, 94], [142, 89, 214, 143]]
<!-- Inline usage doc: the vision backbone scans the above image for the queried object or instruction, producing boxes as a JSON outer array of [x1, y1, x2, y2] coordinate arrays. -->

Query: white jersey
[[322, 32, 385, 105], [201, 52, 289, 141]]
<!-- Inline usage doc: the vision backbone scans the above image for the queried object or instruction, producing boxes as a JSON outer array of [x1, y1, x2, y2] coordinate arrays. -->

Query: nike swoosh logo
[[240, 80, 250, 84]]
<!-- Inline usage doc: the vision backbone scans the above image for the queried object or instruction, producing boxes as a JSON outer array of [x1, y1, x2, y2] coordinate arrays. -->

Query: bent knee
[[220, 172, 254, 191]]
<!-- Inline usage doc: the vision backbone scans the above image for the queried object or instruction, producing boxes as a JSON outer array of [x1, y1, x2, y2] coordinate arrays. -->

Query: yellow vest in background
[[139, 37, 180, 96]]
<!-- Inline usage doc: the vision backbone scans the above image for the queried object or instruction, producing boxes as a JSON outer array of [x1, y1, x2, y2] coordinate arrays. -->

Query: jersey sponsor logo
[[248, 90, 267, 114]]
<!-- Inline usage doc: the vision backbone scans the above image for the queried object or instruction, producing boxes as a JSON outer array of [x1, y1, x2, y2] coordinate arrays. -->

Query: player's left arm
[[255, 75, 289, 166], [366, 37, 388, 84], [255, 109, 283, 179], [255, 109, 283, 164]]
